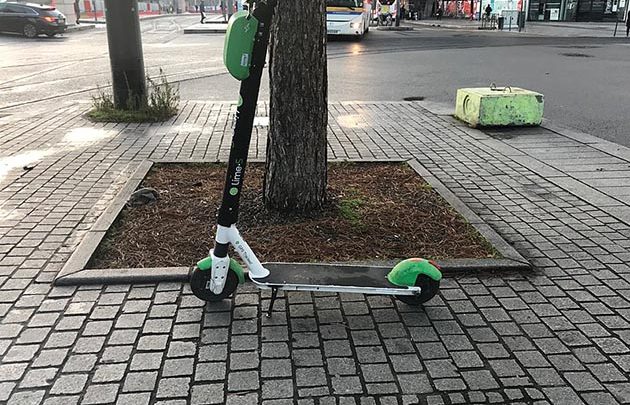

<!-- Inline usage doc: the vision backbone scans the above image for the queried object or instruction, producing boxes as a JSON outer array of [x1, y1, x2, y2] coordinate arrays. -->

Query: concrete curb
[[376, 26, 414, 31], [55, 267, 190, 286], [54, 158, 529, 286], [65, 24, 96, 32], [53, 161, 153, 285], [78, 13, 187, 25], [183, 23, 227, 34]]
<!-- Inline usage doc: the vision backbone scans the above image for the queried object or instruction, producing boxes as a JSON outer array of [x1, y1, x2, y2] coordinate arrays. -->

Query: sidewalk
[[1, 100, 630, 404], [407, 18, 624, 37]]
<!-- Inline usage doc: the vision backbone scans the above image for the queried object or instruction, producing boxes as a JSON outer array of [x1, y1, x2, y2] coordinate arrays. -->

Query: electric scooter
[[189, 0, 442, 314]]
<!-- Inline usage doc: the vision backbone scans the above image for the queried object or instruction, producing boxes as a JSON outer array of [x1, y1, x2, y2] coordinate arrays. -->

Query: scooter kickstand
[[266, 287, 278, 318]]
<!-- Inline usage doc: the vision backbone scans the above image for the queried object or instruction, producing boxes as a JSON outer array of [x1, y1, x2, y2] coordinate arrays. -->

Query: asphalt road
[[1, 15, 629, 146]]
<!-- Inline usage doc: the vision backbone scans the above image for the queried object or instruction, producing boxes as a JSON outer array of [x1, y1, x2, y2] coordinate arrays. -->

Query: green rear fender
[[387, 258, 442, 287], [196, 257, 246, 284]]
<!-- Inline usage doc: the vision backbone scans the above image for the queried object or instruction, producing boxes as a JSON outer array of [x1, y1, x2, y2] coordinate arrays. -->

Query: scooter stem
[[213, 1, 274, 259]]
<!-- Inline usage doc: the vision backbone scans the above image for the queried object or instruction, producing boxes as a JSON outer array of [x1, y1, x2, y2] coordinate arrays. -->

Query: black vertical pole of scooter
[[213, 1, 273, 258]]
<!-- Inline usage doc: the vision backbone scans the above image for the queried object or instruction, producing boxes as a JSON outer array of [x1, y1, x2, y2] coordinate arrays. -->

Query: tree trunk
[[264, 0, 328, 213]]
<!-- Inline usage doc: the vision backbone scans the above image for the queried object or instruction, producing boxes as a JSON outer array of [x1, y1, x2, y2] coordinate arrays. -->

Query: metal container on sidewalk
[[455, 85, 544, 127]]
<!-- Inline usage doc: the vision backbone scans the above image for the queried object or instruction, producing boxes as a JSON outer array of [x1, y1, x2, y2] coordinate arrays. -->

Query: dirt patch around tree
[[88, 162, 499, 269]]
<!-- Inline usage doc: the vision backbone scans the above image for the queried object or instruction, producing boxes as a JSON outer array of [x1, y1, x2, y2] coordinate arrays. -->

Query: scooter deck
[[250, 262, 419, 296]]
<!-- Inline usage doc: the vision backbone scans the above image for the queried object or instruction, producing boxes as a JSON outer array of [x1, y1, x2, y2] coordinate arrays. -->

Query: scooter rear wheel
[[395, 274, 440, 306], [190, 266, 239, 302]]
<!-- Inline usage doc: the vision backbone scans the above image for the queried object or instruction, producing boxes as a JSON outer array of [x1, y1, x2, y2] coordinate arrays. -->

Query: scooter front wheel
[[190, 265, 239, 302], [395, 274, 440, 306]]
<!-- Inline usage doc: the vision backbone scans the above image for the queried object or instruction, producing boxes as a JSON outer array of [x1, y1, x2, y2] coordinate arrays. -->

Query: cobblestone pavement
[[1, 101, 630, 404]]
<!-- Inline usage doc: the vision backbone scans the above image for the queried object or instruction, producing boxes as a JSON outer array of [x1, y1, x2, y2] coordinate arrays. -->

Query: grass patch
[[87, 69, 179, 123]]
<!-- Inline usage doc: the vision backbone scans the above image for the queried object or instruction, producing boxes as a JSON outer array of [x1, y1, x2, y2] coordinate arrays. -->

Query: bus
[[326, 0, 371, 39]]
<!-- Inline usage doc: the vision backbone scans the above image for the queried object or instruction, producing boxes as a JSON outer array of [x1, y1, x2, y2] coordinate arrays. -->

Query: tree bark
[[264, 0, 328, 213]]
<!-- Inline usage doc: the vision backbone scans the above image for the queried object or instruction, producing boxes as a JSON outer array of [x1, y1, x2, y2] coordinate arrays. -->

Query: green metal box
[[455, 87, 544, 128]]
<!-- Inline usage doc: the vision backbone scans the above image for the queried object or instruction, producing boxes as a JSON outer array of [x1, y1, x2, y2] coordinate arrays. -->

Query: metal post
[[614, 17, 618, 36], [93, 0, 97, 21], [104, 0, 146, 110]]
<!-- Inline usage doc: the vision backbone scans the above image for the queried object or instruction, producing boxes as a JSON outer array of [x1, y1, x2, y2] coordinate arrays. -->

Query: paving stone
[[100, 345, 133, 364], [397, 373, 433, 394], [0, 382, 15, 401], [115, 393, 151, 405], [172, 323, 200, 339], [198, 344, 227, 361], [4, 344, 39, 362], [228, 371, 259, 392], [42, 395, 80, 405], [529, 368, 565, 386], [62, 354, 97, 373], [296, 368, 327, 387], [107, 330, 139, 345], [230, 351, 259, 371], [167, 341, 197, 358], [426, 360, 458, 379], [327, 357, 357, 376], [137, 334, 169, 351], [355, 346, 387, 363], [389, 354, 423, 373], [81, 383, 119, 404], [122, 371, 158, 392], [130, 352, 163, 371], [19, 368, 58, 388], [32, 348, 69, 367], [49, 374, 87, 395], [163, 357, 195, 377], [225, 392, 259, 405], [543, 387, 586, 405], [191, 383, 225, 404], [72, 336, 105, 354], [195, 362, 226, 381], [361, 363, 395, 383], [7, 389, 45, 405], [331, 376, 363, 395], [261, 359, 292, 378], [262, 379, 294, 399], [564, 371, 604, 392], [92, 363, 127, 383], [461, 370, 500, 390], [0, 362, 28, 381], [293, 349, 324, 367], [156, 377, 191, 398]]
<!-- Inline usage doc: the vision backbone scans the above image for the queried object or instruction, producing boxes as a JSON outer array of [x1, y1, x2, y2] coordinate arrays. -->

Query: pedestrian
[[485, 4, 492, 17], [436, 6, 443, 20], [400, 4, 406, 20], [199, 0, 206, 24], [626, 14, 630, 37], [221, 0, 227, 22], [73, 0, 80, 25]]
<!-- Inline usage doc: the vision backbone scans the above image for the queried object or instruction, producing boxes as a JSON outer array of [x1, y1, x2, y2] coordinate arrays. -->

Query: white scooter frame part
[[210, 224, 270, 294]]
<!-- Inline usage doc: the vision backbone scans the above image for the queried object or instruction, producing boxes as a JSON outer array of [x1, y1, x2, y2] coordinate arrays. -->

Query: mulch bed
[[88, 162, 498, 269]]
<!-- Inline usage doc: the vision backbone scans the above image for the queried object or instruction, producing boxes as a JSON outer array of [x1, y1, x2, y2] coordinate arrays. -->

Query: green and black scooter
[[190, 0, 442, 314]]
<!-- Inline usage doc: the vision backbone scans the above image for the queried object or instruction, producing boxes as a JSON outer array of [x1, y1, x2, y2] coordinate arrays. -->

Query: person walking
[[485, 4, 492, 17], [436, 6, 443, 19], [626, 13, 630, 37], [199, 0, 206, 24], [73, 0, 80, 25]]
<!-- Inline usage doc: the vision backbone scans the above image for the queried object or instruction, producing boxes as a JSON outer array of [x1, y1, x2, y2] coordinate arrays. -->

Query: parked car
[[0, 2, 66, 38]]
